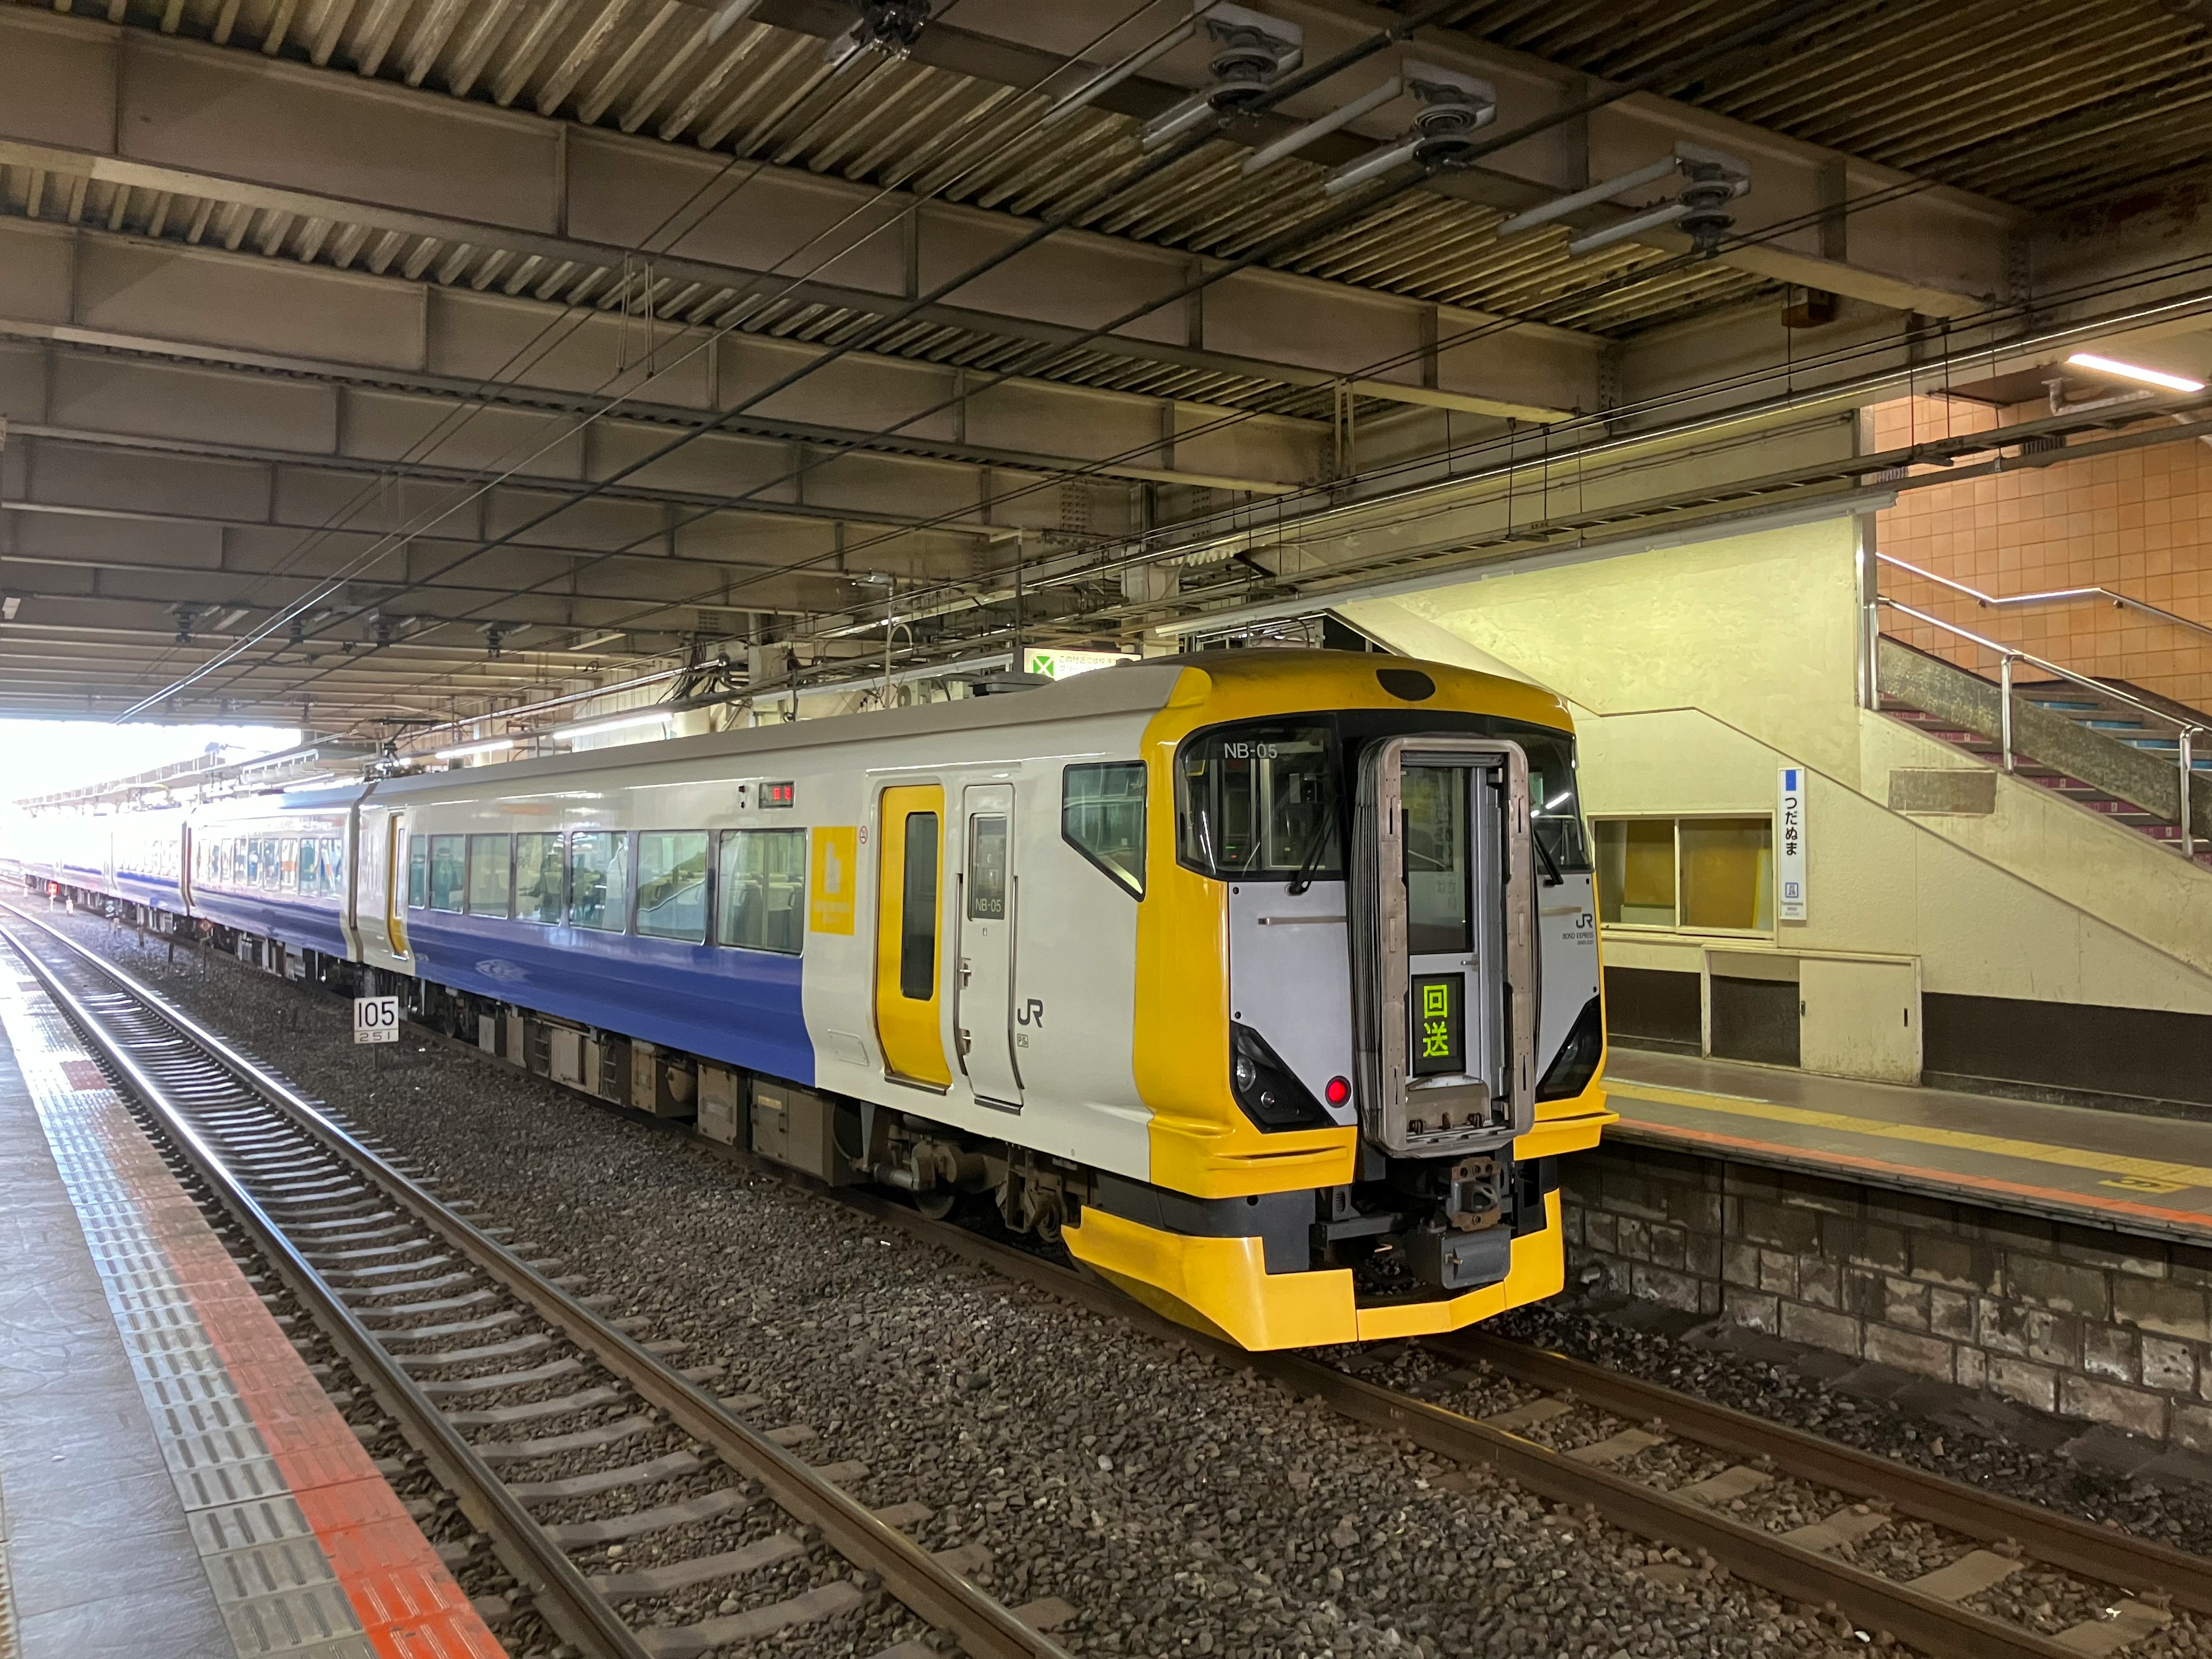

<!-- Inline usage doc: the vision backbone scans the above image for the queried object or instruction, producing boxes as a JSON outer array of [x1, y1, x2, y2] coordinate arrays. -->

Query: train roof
[[364, 649, 1569, 802]]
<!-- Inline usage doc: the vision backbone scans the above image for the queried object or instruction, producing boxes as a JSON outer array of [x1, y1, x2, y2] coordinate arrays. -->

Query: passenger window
[[568, 832, 629, 932], [407, 839, 427, 909], [428, 835, 465, 911], [514, 834, 564, 924], [327, 838, 346, 894], [636, 831, 710, 942], [967, 816, 1008, 921], [281, 838, 298, 891], [300, 839, 323, 897], [1063, 762, 1146, 896], [717, 830, 805, 954], [468, 835, 513, 917], [899, 812, 939, 1001]]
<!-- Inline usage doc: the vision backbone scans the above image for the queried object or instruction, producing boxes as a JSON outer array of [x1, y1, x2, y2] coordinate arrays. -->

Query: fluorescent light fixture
[[704, 0, 759, 45], [434, 737, 515, 762], [1323, 135, 1422, 195], [2066, 353, 2205, 394], [1566, 199, 1693, 256], [1, 596, 18, 622], [1500, 154, 1684, 237], [1040, 14, 1202, 127], [555, 709, 672, 744], [1240, 74, 1400, 175]]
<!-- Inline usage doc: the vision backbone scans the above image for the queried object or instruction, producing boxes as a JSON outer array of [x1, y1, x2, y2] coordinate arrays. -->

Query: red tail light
[[1325, 1075, 1351, 1107]]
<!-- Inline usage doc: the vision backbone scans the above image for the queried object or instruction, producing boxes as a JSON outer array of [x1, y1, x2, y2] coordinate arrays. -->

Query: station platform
[[0, 946, 501, 1658], [1604, 1047, 2212, 1247]]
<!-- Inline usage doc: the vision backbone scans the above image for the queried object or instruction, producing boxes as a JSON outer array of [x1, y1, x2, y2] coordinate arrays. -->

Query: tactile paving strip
[[0, 950, 499, 1659]]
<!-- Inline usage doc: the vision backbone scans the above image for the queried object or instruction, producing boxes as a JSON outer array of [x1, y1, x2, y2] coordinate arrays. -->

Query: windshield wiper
[[1285, 779, 1339, 896], [1531, 820, 1565, 888]]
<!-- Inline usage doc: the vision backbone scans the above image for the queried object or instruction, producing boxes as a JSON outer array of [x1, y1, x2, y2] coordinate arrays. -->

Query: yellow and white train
[[10, 649, 1611, 1347]]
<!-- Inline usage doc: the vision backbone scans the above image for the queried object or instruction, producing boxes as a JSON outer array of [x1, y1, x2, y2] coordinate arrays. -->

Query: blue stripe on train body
[[403, 909, 813, 1087], [192, 885, 351, 962], [115, 872, 183, 910]]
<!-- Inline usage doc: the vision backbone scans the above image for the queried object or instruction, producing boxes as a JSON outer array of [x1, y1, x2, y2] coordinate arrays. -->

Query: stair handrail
[[1877, 597, 2204, 857], [1876, 552, 2212, 645]]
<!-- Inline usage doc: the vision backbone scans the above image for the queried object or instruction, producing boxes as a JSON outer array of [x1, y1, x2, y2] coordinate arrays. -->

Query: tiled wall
[[1872, 395, 2212, 713]]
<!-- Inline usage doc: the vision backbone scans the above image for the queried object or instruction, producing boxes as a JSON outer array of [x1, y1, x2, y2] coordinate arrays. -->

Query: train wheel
[[914, 1189, 957, 1221]]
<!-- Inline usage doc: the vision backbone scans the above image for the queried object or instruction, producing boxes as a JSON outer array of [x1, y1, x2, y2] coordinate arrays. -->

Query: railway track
[[831, 1193, 2212, 1659], [0, 905, 1076, 1659], [29, 899, 2212, 1659]]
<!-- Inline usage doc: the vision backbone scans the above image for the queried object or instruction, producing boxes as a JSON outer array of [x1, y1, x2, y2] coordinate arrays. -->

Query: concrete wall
[[1567, 1143, 2212, 1448], [1340, 512, 2212, 1048]]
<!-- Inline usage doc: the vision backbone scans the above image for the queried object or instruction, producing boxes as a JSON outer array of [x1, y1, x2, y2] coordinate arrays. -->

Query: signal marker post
[[355, 994, 399, 1071]]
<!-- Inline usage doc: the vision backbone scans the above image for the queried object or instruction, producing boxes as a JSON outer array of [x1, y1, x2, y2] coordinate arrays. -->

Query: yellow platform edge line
[[1608, 1081, 2212, 1193]]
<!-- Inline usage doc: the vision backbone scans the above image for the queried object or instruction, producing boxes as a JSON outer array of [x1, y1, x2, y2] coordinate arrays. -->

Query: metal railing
[[1877, 552, 2212, 646], [1875, 597, 2206, 858]]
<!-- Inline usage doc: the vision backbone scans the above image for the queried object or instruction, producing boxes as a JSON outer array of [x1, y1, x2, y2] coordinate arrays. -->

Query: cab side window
[[1063, 762, 1146, 896]]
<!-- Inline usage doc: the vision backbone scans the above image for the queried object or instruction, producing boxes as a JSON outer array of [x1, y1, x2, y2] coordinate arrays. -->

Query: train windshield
[[1177, 722, 1342, 881], [1177, 711, 1591, 881]]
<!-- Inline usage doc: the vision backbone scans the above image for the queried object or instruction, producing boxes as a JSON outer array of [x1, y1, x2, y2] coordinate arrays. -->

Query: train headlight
[[1228, 1022, 1331, 1131], [1535, 994, 1604, 1102]]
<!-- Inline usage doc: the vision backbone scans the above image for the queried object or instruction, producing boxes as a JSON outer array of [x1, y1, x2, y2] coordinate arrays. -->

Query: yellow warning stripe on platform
[[1608, 1081, 2212, 1194]]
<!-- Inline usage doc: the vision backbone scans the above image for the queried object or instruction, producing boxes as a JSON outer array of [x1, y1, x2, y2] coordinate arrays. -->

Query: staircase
[[1875, 638, 2212, 866]]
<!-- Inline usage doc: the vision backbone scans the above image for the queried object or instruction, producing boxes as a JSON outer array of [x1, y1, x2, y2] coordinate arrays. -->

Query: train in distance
[[6, 649, 1612, 1347]]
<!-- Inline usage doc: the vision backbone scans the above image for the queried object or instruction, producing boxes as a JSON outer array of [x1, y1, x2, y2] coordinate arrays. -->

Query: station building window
[[468, 835, 513, 917], [1065, 760, 1147, 896], [569, 832, 629, 932], [637, 831, 709, 942], [1594, 815, 1773, 933], [514, 833, 564, 923], [718, 830, 805, 954]]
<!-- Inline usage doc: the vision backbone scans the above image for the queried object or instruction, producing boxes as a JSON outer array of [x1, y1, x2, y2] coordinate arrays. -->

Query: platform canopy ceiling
[[0, 0, 2206, 733]]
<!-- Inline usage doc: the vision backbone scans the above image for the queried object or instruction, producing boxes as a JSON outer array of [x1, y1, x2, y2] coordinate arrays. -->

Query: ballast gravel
[[39, 910, 1874, 1659]]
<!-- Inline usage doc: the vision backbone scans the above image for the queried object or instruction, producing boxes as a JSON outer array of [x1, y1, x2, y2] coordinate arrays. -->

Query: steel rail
[[782, 1186, 2164, 1659], [37, 899, 2200, 1659], [1436, 1328, 2212, 1616], [0, 919, 654, 1659], [1, 903, 1074, 1659]]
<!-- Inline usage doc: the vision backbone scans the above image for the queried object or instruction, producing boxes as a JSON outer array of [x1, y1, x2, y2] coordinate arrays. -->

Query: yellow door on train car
[[875, 784, 951, 1089], [386, 815, 410, 959]]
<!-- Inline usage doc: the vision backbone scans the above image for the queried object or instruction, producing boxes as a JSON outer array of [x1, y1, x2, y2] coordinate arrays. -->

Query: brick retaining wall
[[1563, 1141, 2212, 1447]]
